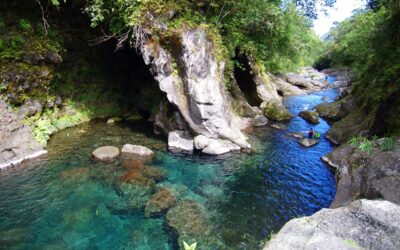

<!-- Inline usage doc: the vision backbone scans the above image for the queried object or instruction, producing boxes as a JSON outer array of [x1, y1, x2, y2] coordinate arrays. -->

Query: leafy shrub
[[381, 136, 394, 151], [19, 19, 32, 32]]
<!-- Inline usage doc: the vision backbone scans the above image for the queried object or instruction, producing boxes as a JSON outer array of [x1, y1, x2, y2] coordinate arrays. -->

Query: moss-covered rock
[[299, 110, 320, 124], [262, 100, 292, 121], [326, 111, 370, 145]]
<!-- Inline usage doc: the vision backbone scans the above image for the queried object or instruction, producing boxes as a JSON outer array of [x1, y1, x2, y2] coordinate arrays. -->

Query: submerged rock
[[92, 146, 120, 161], [120, 171, 155, 187], [298, 138, 319, 147], [263, 199, 400, 250], [142, 166, 167, 182], [168, 130, 194, 154], [299, 110, 320, 124], [145, 188, 176, 217], [121, 144, 154, 157], [121, 159, 145, 171], [166, 200, 211, 239], [270, 123, 288, 130], [60, 167, 89, 182], [288, 132, 305, 139]]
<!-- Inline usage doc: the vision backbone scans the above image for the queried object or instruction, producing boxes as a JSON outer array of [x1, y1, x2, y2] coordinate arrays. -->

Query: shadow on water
[[0, 89, 338, 249]]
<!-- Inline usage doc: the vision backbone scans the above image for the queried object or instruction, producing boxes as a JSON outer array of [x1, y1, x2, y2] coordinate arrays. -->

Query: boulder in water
[[299, 110, 320, 124], [262, 100, 292, 121], [166, 200, 211, 239], [145, 188, 176, 217], [60, 167, 89, 182], [263, 199, 400, 250], [252, 115, 268, 127], [298, 138, 319, 147], [168, 130, 194, 154], [121, 144, 154, 157], [119, 171, 155, 187], [288, 132, 305, 139], [92, 146, 120, 161]]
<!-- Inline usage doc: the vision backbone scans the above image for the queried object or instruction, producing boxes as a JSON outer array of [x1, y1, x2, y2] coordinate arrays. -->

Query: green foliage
[[84, 0, 325, 74], [183, 241, 197, 250], [358, 138, 373, 155], [381, 136, 394, 151], [348, 136, 373, 154], [19, 19, 32, 32], [316, 2, 400, 136]]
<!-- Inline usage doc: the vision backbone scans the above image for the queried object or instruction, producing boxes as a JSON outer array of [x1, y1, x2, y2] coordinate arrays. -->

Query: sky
[[313, 0, 367, 37]]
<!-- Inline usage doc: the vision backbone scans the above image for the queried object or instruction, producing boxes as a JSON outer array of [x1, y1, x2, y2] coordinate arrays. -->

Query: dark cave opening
[[233, 56, 263, 107]]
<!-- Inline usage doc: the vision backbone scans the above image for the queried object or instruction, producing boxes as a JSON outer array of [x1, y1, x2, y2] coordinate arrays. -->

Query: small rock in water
[[121, 144, 154, 157], [288, 132, 305, 139], [252, 115, 268, 127], [168, 130, 194, 154], [299, 110, 320, 124], [92, 146, 120, 161], [60, 167, 89, 182], [270, 123, 288, 130], [298, 138, 319, 147]]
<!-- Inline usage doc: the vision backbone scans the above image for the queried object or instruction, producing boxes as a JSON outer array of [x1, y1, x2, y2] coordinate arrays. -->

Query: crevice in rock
[[233, 55, 263, 107]]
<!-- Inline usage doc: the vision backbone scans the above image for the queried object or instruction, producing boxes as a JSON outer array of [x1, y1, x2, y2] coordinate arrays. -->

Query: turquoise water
[[0, 90, 337, 250]]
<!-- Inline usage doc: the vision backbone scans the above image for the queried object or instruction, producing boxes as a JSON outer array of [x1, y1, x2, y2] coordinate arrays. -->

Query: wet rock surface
[[315, 96, 355, 122], [264, 199, 400, 250], [0, 100, 44, 168], [298, 138, 319, 147]]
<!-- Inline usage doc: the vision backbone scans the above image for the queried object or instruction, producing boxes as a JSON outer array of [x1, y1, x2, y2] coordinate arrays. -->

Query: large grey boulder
[[92, 146, 120, 161], [322, 140, 400, 208], [168, 130, 194, 154], [141, 28, 250, 152], [0, 100, 46, 169], [121, 144, 154, 157], [264, 199, 400, 250], [194, 135, 240, 155]]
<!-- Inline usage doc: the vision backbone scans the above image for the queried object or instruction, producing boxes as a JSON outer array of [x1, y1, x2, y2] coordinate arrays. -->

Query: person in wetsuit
[[308, 128, 314, 138]]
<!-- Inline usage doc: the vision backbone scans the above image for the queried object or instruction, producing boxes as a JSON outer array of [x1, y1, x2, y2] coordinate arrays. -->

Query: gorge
[[1, 0, 399, 249]]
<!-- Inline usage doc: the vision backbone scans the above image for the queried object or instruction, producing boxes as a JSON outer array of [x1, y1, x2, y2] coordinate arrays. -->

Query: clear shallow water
[[0, 90, 338, 250]]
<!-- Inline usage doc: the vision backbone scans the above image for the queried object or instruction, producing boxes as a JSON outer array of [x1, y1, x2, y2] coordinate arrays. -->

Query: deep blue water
[[0, 89, 337, 249]]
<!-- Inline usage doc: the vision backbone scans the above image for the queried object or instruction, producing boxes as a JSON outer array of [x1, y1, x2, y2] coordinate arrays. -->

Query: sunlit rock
[[121, 144, 154, 157], [263, 200, 400, 250], [92, 146, 120, 161]]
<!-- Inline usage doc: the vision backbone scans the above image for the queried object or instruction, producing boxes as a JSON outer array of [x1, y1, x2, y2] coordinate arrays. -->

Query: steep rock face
[[0, 100, 45, 169], [141, 28, 250, 152], [264, 199, 400, 250], [322, 140, 400, 208]]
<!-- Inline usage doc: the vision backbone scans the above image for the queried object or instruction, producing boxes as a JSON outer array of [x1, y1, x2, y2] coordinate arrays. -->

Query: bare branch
[[35, 0, 50, 35]]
